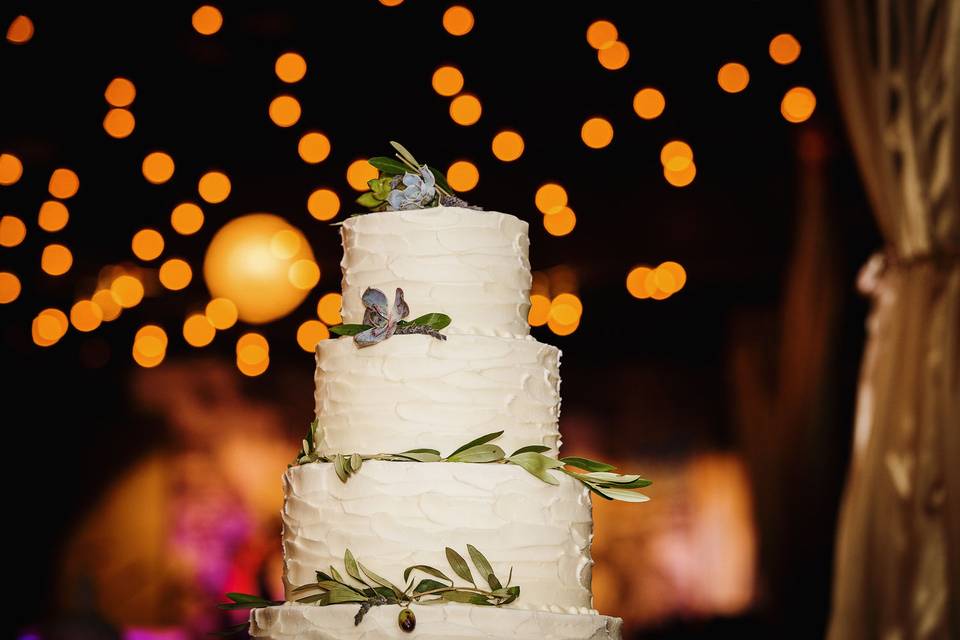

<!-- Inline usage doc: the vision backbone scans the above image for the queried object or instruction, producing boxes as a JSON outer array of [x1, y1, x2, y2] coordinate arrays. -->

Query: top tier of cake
[[340, 207, 532, 337]]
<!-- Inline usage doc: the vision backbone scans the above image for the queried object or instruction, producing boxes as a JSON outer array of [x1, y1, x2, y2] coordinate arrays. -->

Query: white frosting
[[340, 208, 532, 337], [251, 602, 622, 640], [314, 334, 562, 458], [281, 461, 594, 613]]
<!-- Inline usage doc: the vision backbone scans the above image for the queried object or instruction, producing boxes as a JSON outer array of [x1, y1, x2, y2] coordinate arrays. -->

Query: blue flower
[[386, 165, 437, 210]]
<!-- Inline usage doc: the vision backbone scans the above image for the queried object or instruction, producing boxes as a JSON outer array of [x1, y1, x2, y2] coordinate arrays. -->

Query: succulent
[[387, 165, 437, 210], [330, 287, 450, 347]]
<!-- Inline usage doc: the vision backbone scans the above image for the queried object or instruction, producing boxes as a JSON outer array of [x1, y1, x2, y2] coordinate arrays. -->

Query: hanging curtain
[[824, 0, 960, 638]]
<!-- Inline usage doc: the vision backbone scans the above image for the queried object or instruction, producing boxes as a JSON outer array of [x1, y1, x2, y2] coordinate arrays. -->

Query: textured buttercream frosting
[[314, 334, 561, 458], [340, 207, 532, 337], [281, 461, 594, 613], [251, 602, 622, 640]]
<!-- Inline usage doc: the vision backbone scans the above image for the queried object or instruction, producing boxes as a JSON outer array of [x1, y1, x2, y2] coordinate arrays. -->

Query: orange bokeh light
[[199, 171, 231, 203], [70, 300, 103, 333], [528, 294, 551, 326], [446, 160, 479, 192], [717, 62, 750, 93], [443, 6, 474, 36], [316, 292, 342, 325], [142, 151, 175, 184], [581, 117, 614, 149], [626, 266, 652, 299], [660, 140, 693, 172], [132, 228, 164, 261], [6, 15, 34, 44], [49, 168, 79, 199], [586, 20, 618, 50], [206, 297, 238, 329], [192, 5, 222, 35], [491, 130, 524, 162], [0, 272, 21, 304], [183, 314, 216, 347], [275, 52, 307, 83], [770, 33, 801, 65], [781, 87, 816, 123], [41, 244, 73, 276], [307, 188, 340, 221], [0, 215, 27, 247], [346, 159, 378, 191], [297, 320, 330, 352], [298, 132, 331, 164], [111, 275, 144, 308], [598, 41, 629, 70], [269, 95, 301, 127], [104, 77, 136, 107], [544, 207, 576, 236], [449, 94, 482, 126], [0, 153, 23, 185], [633, 88, 665, 120], [432, 66, 464, 96], [92, 289, 122, 321], [159, 258, 193, 290], [103, 109, 135, 138], [171, 202, 204, 235], [535, 183, 568, 215], [664, 162, 697, 187]]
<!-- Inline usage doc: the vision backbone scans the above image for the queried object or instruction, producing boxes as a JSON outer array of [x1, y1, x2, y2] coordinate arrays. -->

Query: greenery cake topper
[[329, 286, 451, 347]]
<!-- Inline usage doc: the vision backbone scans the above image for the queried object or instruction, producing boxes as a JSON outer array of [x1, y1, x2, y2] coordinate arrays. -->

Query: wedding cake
[[232, 144, 648, 640]]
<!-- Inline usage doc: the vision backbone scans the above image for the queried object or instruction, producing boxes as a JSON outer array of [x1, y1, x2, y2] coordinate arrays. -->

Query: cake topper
[[329, 287, 451, 347]]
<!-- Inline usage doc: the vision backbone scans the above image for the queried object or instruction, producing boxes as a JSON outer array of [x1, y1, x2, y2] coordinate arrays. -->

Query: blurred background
[[2, 2, 887, 639]]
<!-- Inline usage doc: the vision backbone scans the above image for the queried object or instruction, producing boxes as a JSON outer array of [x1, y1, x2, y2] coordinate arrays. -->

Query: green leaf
[[324, 586, 370, 604], [507, 451, 564, 485], [369, 156, 408, 175], [350, 453, 363, 473], [343, 549, 366, 586], [330, 566, 344, 583], [334, 454, 349, 483], [296, 592, 328, 605], [441, 591, 492, 605], [358, 562, 404, 599], [446, 431, 505, 459], [390, 141, 420, 168], [445, 547, 475, 585], [559, 456, 617, 472], [329, 324, 370, 337], [446, 443, 505, 463], [226, 592, 269, 604], [587, 485, 651, 503], [403, 564, 453, 584], [316, 570, 333, 582], [408, 313, 451, 330], [399, 447, 442, 456], [356, 192, 382, 208], [510, 444, 551, 456], [393, 451, 442, 462], [413, 578, 449, 594], [467, 544, 501, 591], [500, 585, 521, 605]]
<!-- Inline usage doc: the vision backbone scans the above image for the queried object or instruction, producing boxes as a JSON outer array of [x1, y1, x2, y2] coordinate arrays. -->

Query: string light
[[491, 130, 524, 162], [269, 95, 301, 127], [297, 320, 330, 352], [288, 259, 320, 290], [660, 140, 693, 171], [446, 160, 479, 191], [307, 188, 340, 221], [544, 207, 576, 236], [598, 41, 629, 70], [0, 215, 27, 247], [275, 52, 307, 83], [443, 6, 474, 36], [48, 168, 79, 199], [769, 33, 801, 65], [205, 297, 238, 329], [581, 117, 614, 149], [198, 171, 231, 203], [0, 153, 24, 185], [633, 88, 665, 120], [535, 183, 568, 215], [449, 94, 482, 126], [110, 275, 144, 308], [192, 5, 222, 35], [183, 313, 216, 347], [41, 244, 73, 276], [70, 300, 103, 332], [586, 20, 618, 50], [104, 78, 136, 107], [6, 15, 33, 44], [432, 66, 464, 97], [132, 229, 165, 261], [528, 294, 550, 326], [142, 151, 175, 184], [298, 132, 331, 164], [92, 289, 122, 321], [781, 87, 816, 123], [346, 159, 378, 191], [159, 258, 192, 290], [171, 202, 204, 235], [316, 292, 342, 325], [717, 62, 750, 93], [0, 272, 20, 304]]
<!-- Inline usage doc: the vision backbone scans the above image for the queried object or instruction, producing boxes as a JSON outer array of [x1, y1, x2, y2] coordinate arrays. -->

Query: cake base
[[250, 602, 622, 640]]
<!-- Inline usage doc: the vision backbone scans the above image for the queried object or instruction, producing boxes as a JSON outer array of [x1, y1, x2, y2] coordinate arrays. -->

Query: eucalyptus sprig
[[293, 424, 652, 503]]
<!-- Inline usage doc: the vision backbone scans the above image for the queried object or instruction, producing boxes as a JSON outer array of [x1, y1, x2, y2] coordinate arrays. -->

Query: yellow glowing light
[[297, 320, 330, 352], [298, 132, 331, 164], [48, 168, 79, 199], [237, 332, 268, 357], [159, 258, 192, 290], [133, 348, 164, 368], [535, 183, 568, 215], [307, 188, 340, 221], [104, 77, 136, 107], [770, 33, 801, 65], [34, 309, 68, 346], [446, 160, 479, 192], [205, 297, 238, 329], [269, 95, 301, 127], [6, 15, 33, 44], [626, 266, 652, 299], [38, 201, 69, 232], [0, 272, 20, 304], [660, 140, 693, 171], [204, 214, 316, 324], [270, 229, 302, 259], [717, 62, 750, 93], [781, 87, 816, 123], [657, 261, 687, 292], [581, 117, 614, 149], [111, 275, 144, 308], [346, 159, 378, 191], [633, 88, 665, 120], [598, 41, 629, 70], [548, 315, 579, 336], [288, 259, 320, 290], [133, 325, 168, 367], [103, 108, 135, 138], [192, 5, 222, 35], [586, 20, 618, 50], [491, 130, 524, 162], [183, 314, 216, 347], [551, 293, 582, 318], [171, 202, 204, 235], [449, 94, 482, 126], [443, 5, 474, 36], [0, 153, 24, 185], [131, 229, 164, 261], [142, 151, 175, 184], [199, 171, 231, 203], [432, 66, 464, 97], [0, 215, 27, 247], [316, 292, 342, 325], [70, 300, 103, 332], [664, 161, 696, 187], [544, 207, 576, 236], [41, 244, 73, 276], [275, 52, 307, 83], [528, 294, 550, 326], [92, 289, 122, 321], [237, 355, 269, 376]]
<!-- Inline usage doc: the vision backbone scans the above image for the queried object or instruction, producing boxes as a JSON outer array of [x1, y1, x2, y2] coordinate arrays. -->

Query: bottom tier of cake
[[250, 602, 622, 640]]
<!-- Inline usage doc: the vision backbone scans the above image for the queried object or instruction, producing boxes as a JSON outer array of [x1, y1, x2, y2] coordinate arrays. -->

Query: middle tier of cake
[[314, 334, 561, 458], [282, 461, 595, 614]]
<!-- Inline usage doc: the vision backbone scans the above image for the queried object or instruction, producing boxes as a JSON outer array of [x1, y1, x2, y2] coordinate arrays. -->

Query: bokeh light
[[142, 151, 175, 184], [0, 153, 24, 185], [548, 315, 580, 336], [544, 207, 577, 236], [70, 300, 103, 333], [626, 266, 652, 299], [269, 95, 302, 127], [449, 94, 482, 126], [192, 5, 222, 35], [183, 314, 216, 347], [443, 6, 474, 36], [199, 171, 231, 203], [432, 66, 464, 96], [586, 20, 618, 50], [655, 261, 687, 294], [446, 160, 479, 192], [133, 325, 167, 368], [48, 168, 79, 199], [717, 62, 750, 93], [6, 15, 33, 44], [298, 132, 331, 164], [535, 183, 568, 215], [103, 109, 135, 138], [270, 229, 301, 259], [132, 228, 165, 261], [297, 320, 330, 352], [110, 275, 144, 308], [159, 258, 192, 290], [307, 188, 340, 221], [104, 78, 136, 107], [0, 272, 20, 304], [171, 202, 204, 235], [206, 297, 238, 329], [633, 88, 665, 120], [380, 0, 404, 5], [288, 259, 320, 290], [237, 332, 269, 376], [550, 293, 582, 323], [660, 140, 693, 172], [598, 41, 629, 70], [41, 244, 73, 276], [781, 87, 816, 123], [204, 214, 317, 324], [664, 161, 697, 187], [581, 117, 614, 149], [92, 289, 122, 321], [346, 159, 378, 191], [491, 130, 524, 162], [770, 33, 801, 65], [316, 292, 343, 325], [528, 293, 550, 326], [33, 309, 68, 346], [275, 52, 307, 83], [0, 215, 27, 247]]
